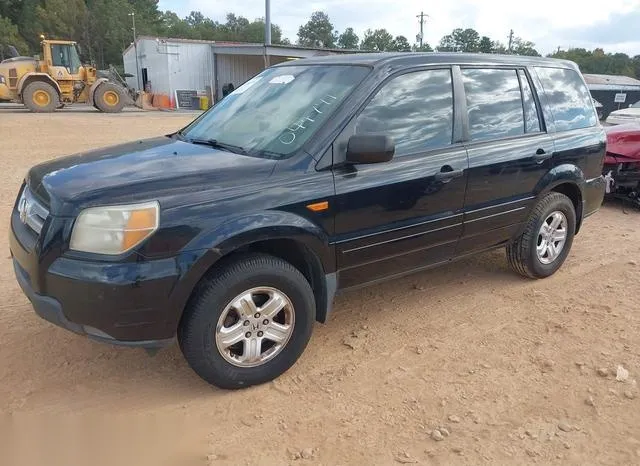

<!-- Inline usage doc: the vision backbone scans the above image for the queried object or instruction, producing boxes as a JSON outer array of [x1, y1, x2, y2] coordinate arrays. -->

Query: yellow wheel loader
[[0, 38, 134, 113]]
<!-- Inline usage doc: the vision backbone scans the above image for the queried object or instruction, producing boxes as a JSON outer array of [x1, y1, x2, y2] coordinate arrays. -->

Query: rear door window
[[533, 67, 597, 131], [461, 68, 525, 142]]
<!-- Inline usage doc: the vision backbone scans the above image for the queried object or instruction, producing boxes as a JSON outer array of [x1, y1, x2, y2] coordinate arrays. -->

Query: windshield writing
[[180, 65, 369, 159]]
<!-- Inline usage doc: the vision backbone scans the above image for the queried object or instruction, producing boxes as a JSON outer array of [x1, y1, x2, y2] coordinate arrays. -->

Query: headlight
[[0, 75, 5, 84], [70, 201, 159, 255]]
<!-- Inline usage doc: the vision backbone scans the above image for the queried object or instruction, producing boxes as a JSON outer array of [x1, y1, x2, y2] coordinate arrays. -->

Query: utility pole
[[416, 12, 428, 49], [265, 0, 271, 45], [129, 11, 141, 91], [507, 29, 514, 54]]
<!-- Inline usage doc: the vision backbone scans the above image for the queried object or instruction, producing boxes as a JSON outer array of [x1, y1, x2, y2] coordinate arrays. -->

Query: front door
[[332, 68, 469, 289], [457, 67, 555, 254]]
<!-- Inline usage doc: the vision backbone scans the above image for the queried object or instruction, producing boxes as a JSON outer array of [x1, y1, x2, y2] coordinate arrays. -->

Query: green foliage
[[337, 27, 358, 49], [412, 43, 433, 52], [549, 47, 637, 77], [438, 28, 480, 52], [478, 36, 493, 53], [511, 37, 540, 56], [3, 4, 638, 80], [360, 28, 394, 51], [297, 11, 336, 48], [392, 35, 411, 52], [0, 14, 28, 55]]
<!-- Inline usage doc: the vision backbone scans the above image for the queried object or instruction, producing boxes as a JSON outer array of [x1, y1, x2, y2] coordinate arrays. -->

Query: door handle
[[533, 148, 552, 163], [434, 166, 464, 182]]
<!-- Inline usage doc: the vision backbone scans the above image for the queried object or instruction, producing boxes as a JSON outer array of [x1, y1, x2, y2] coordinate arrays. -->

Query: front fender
[[165, 211, 335, 329], [189, 211, 334, 272], [17, 72, 62, 96]]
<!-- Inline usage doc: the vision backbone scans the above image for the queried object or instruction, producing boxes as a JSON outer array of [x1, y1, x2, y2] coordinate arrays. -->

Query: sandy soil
[[0, 107, 639, 466]]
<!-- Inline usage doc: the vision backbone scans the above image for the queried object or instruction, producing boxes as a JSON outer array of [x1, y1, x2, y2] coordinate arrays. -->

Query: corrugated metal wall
[[213, 54, 291, 100], [166, 42, 214, 98], [214, 54, 265, 98], [124, 39, 214, 101]]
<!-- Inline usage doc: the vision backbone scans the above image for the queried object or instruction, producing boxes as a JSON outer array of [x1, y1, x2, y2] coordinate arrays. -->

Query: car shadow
[[2, 245, 540, 414]]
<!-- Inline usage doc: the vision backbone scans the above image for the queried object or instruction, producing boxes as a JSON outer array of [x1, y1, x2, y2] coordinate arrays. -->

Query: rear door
[[331, 67, 469, 289], [457, 66, 555, 255]]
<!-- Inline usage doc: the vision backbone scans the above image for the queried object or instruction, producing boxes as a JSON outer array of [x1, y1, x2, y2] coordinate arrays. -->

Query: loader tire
[[23, 81, 59, 113], [94, 82, 125, 113]]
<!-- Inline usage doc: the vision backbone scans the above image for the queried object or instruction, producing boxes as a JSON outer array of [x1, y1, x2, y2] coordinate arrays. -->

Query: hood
[[608, 107, 640, 118], [604, 124, 640, 164], [27, 136, 277, 215]]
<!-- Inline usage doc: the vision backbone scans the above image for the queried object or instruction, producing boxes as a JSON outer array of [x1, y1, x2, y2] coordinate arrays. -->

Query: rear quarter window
[[534, 67, 598, 132]]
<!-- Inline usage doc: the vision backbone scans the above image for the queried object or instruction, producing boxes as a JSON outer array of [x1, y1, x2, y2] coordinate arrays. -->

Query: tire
[[506, 192, 576, 279], [93, 82, 125, 113], [23, 81, 59, 113], [179, 253, 315, 389]]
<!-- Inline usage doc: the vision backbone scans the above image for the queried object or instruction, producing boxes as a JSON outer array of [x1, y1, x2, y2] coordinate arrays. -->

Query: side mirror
[[346, 134, 395, 164]]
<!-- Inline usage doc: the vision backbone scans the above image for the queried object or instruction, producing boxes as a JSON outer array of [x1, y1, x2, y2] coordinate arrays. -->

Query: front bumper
[[10, 212, 179, 348], [12, 258, 174, 348]]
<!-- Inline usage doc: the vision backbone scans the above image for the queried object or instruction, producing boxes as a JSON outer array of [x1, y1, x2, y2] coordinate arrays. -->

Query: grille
[[17, 187, 49, 235], [8, 68, 17, 88]]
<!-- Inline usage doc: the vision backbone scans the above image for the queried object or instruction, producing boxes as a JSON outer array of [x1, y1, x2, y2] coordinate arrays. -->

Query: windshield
[[631, 100, 640, 108], [180, 65, 370, 159], [51, 43, 81, 74]]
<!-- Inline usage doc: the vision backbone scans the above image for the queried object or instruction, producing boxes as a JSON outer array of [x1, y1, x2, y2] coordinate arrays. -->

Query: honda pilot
[[10, 53, 606, 389]]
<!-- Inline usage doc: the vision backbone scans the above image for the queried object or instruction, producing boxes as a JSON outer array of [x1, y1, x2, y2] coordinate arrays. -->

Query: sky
[[158, 0, 640, 56]]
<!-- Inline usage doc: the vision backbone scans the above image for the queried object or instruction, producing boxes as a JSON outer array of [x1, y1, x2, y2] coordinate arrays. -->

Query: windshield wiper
[[187, 137, 247, 155]]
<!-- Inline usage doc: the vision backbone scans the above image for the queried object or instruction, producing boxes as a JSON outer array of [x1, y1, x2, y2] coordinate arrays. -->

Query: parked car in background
[[603, 124, 640, 207], [10, 53, 606, 389], [593, 98, 604, 120], [606, 100, 640, 125]]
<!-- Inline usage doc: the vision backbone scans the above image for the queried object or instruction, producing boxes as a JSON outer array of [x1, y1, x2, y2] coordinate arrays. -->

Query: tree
[[549, 48, 637, 78], [127, 0, 162, 35], [297, 11, 336, 48], [337, 27, 358, 49], [492, 41, 508, 54], [412, 43, 433, 52], [0, 15, 28, 55], [437, 28, 480, 52], [391, 35, 411, 52], [360, 28, 393, 51], [633, 55, 640, 81], [511, 37, 540, 56], [35, 0, 88, 43], [478, 36, 493, 53]]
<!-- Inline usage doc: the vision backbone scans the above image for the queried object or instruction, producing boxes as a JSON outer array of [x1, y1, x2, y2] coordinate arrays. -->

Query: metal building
[[584, 73, 640, 120], [122, 37, 348, 107]]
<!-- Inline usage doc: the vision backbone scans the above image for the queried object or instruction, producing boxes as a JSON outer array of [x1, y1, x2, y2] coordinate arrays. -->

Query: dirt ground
[[1, 106, 639, 466]]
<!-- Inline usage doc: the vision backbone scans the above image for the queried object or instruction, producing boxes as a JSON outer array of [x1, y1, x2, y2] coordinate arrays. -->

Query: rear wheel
[[94, 82, 125, 113], [179, 253, 315, 389], [506, 192, 576, 278], [23, 81, 59, 113]]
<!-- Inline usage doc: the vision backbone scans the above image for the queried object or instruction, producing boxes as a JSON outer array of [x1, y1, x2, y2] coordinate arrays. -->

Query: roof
[[583, 73, 640, 87], [273, 52, 579, 69], [123, 36, 360, 56]]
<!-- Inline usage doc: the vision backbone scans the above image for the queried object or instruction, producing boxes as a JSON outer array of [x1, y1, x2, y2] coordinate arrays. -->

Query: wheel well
[[20, 76, 60, 97], [186, 239, 328, 324], [551, 182, 583, 233]]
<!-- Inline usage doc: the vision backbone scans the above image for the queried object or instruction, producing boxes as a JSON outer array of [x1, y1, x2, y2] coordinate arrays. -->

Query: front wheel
[[93, 82, 125, 113], [507, 192, 576, 278], [179, 254, 315, 389]]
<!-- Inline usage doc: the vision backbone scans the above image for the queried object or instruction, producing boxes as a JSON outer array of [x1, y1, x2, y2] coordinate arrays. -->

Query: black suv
[[10, 53, 606, 389]]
